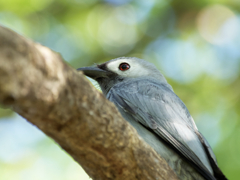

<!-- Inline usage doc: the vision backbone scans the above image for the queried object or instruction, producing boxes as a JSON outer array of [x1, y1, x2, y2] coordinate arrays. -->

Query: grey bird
[[77, 57, 227, 180]]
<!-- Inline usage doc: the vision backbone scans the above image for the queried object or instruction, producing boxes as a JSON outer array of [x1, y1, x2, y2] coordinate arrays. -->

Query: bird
[[77, 57, 227, 180]]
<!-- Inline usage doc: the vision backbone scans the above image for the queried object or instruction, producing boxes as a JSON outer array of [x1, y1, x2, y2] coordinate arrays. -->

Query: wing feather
[[108, 79, 217, 180]]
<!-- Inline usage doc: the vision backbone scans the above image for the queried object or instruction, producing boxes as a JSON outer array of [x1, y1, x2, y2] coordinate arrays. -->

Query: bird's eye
[[119, 63, 130, 71]]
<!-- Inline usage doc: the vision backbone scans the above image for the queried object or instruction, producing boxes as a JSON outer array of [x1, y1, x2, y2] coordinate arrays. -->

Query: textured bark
[[0, 26, 179, 180]]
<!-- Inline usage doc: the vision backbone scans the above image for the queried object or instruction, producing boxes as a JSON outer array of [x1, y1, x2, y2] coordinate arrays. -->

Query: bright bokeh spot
[[197, 4, 239, 45], [97, 5, 139, 55]]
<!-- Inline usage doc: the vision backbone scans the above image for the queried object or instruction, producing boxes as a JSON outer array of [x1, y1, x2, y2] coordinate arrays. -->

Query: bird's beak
[[77, 66, 112, 80]]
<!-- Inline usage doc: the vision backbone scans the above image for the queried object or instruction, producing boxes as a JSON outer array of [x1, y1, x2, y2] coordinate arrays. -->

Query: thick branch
[[0, 26, 178, 180]]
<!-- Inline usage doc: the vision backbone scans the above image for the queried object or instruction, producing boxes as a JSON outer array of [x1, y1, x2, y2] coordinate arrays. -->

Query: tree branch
[[0, 25, 178, 180]]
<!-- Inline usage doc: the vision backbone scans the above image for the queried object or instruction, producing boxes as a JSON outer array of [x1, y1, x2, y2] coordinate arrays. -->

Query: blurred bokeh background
[[0, 0, 239, 179]]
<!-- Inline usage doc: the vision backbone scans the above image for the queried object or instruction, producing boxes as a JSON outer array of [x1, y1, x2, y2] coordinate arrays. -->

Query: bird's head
[[77, 57, 169, 95]]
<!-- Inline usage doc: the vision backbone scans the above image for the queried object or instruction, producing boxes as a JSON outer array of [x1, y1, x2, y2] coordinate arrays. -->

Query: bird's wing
[[196, 132, 228, 180], [107, 79, 216, 180]]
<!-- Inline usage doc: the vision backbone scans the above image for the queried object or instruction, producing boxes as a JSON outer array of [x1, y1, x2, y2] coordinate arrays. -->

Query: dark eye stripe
[[119, 63, 130, 71]]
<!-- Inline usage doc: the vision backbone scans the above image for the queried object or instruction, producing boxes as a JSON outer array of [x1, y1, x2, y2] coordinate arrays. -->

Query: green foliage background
[[0, 0, 239, 179]]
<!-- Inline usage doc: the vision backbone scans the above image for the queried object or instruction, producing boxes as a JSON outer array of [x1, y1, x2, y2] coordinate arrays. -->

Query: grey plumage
[[77, 57, 227, 180]]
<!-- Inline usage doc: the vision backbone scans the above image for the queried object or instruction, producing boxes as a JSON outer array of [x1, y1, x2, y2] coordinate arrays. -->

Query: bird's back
[[107, 78, 221, 180]]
